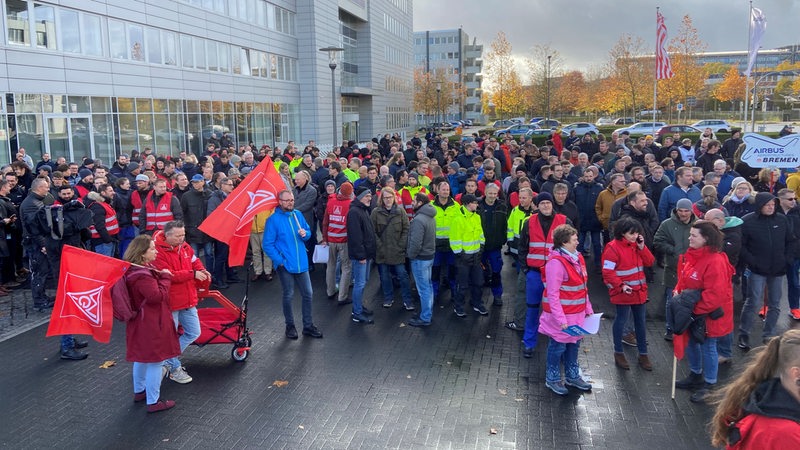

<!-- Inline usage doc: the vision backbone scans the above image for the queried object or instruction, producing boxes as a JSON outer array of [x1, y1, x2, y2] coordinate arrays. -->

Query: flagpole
[[671, 355, 677, 400], [743, 1, 752, 131], [653, 7, 659, 130]]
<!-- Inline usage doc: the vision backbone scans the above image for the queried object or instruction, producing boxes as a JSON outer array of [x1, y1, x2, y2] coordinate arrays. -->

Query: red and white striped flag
[[656, 11, 674, 79]]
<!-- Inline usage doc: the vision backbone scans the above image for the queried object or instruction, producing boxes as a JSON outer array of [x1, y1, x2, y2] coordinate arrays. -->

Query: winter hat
[[325, 179, 336, 189], [448, 162, 460, 171], [461, 194, 479, 205], [135, 174, 150, 183], [339, 182, 354, 197], [78, 168, 92, 179], [38, 165, 52, 173], [190, 174, 205, 182], [408, 171, 419, 179], [355, 186, 371, 201], [535, 192, 554, 205], [127, 162, 140, 172], [730, 176, 747, 190], [675, 198, 693, 211]]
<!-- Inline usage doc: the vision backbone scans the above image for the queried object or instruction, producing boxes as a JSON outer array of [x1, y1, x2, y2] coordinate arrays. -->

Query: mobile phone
[[636, 235, 644, 244]]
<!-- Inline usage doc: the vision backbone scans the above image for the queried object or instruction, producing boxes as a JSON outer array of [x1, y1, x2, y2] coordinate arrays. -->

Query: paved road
[[1, 254, 795, 449]]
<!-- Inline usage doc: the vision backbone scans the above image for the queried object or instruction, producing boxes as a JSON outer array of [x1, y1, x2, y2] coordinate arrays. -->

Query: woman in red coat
[[674, 221, 735, 404], [601, 217, 655, 371], [710, 329, 800, 449], [124, 234, 180, 413]]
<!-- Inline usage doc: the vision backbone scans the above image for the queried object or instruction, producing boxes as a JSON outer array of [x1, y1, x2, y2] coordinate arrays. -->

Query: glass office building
[[0, 0, 413, 165]]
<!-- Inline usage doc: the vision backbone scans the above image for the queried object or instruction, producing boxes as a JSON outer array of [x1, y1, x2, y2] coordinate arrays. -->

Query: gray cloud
[[414, 0, 799, 72]]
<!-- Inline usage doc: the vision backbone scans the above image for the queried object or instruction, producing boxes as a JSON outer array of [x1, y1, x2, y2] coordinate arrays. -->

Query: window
[[146, 28, 161, 64], [108, 20, 127, 59], [239, 48, 250, 75], [162, 31, 177, 65], [129, 24, 144, 61], [180, 35, 193, 68], [59, 9, 80, 53], [206, 41, 218, 71], [218, 43, 229, 72], [259, 51, 268, 78], [33, 3, 56, 49], [249, 49, 259, 77], [81, 13, 103, 57], [6, 0, 30, 45], [193, 37, 205, 69]]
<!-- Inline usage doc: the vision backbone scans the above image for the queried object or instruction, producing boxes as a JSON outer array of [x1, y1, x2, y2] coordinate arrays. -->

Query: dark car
[[655, 124, 701, 139]]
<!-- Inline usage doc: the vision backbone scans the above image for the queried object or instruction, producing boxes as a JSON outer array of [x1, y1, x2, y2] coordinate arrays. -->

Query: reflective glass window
[[146, 28, 161, 64], [33, 3, 56, 49], [59, 9, 80, 53], [82, 13, 103, 57], [6, 0, 30, 46]]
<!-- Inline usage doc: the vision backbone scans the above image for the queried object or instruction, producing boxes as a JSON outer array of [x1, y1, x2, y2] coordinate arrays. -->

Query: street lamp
[[545, 55, 552, 121], [436, 81, 442, 131], [319, 46, 344, 148]]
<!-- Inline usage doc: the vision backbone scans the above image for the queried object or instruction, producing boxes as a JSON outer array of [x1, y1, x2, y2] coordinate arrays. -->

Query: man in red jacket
[[152, 220, 210, 384]]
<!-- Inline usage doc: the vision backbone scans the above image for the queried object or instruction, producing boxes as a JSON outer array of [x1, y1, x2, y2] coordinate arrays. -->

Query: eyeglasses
[[783, 197, 797, 201]]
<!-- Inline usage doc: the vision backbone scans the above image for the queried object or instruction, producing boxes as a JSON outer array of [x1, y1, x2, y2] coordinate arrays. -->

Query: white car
[[561, 122, 600, 136], [691, 120, 732, 133], [613, 122, 667, 135], [596, 117, 615, 126]]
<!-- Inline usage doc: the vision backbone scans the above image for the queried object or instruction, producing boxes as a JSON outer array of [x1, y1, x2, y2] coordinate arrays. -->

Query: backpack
[[111, 275, 138, 322]]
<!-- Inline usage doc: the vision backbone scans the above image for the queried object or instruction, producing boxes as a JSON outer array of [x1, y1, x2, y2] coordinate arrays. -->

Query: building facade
[[414, 28, 482, 125], [0, 0, 413, 166]]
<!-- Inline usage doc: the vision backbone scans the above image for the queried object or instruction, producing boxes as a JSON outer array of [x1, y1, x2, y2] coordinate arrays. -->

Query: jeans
[[378, 263, 412, 306], [481, 249, 503, 298], [351, 258, 371, 315], [717, 332, 733, 358], [739, 273, 784, 339], [132, 361, 165, 405], [276, 267, 314, 329], [411, 259, 434, 322], [577, 230, 602, 265], [432, 250, 457, 298], [165, 307, 201, 372], [190, 242, 214, 272], [787, 258, 800, 310], [612, 304, 648, 354], [118, 225, 138, 260], [455, 261, 484, 310], [523, 270, 544, 348], [94, 242, 115, 258], [546, 340, 581, 383], [687, 336, 719, 384]]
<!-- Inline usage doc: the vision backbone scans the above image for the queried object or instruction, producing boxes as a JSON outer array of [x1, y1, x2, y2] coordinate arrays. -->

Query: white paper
[[582, 313, 603, 334]]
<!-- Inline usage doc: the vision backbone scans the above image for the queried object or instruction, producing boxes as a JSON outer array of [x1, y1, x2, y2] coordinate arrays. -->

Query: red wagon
[[191, 284, 252, 361]]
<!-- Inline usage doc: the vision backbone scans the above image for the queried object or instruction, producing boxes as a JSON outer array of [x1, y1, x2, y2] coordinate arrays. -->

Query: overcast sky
[[413, 0, 799, 74]]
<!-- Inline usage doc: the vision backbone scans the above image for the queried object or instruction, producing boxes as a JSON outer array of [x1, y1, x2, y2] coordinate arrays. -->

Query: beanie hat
[[675, 198, 693, 210], [127, 162, 140, 172], [535, 192, 554, 205], [408, 171, 419, 179], [730, 176, 747, 190], [78, 168, 92, 179], [448, 162, 460, 171], [339, 182, 354, 197], [325, 179, 336, 189], [355, 186, 371, 201]]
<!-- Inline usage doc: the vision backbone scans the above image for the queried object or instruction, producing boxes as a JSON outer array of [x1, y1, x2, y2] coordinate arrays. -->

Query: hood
[[153, 229, 173, 250], [722, 216, 743, 229], [753, 192, 776, 213], [415, 202, 437, 218], [86, 191, 103, 203], [743, 377, 800, 423]]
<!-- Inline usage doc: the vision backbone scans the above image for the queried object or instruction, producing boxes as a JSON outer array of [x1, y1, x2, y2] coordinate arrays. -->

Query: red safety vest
[[324, 196, 351, 243], [542, 253, 588, 314], [525, 213, 567, 269], [74, 184, 90, 199], [90, 201, 120, 238], [143, 191, 174, 231], [130, 190, 148, 227]]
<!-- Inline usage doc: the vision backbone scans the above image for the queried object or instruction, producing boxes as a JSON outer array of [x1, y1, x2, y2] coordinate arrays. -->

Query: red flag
[[656, 11, 674, 80], [46, 245, 131, 343], [673, 331, 689, 360], [198, 157, 284, 266]]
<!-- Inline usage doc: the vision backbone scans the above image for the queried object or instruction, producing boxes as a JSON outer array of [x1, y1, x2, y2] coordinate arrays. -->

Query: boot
[[638, 355, 653, 371], [690, 382, 714, 403], [675, 371, 704, 390], [614, 352, 630, 370]]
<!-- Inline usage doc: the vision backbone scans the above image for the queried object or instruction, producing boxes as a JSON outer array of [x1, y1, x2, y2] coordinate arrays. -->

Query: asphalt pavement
[[1, 253, 797, 449]]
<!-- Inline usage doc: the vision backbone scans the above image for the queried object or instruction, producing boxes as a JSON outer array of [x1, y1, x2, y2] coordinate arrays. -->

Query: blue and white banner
[[741, 133, 800, 168]]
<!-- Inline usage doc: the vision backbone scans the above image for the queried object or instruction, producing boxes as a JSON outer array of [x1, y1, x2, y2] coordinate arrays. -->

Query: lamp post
[[545, 54, 552, 121], [319, 46, 344, 148], [436, 81, 442, 131]]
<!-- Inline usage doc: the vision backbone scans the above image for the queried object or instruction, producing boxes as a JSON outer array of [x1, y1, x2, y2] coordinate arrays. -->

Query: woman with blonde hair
[[710, 329, 800, 448], [753, 167, 786, 195], [723, 178, 757, 219]]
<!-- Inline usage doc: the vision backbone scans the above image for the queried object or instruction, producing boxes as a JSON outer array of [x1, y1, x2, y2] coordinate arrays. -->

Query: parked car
[[613, 122, 667, 135], [494, 124, 539, 137], [509, 117, 525, 124], [561, 122, 599, 136], [691, 119, 732, 133], [525, 128, 556, 137], [654, 124, 701, 139], [596, 117, 616, 126], [529, 117, 545, 124], [491, 119, 517, 129], [437, 122, 453, 131], [462, 119, 473, 127], [614, 117, 635, 125], [531, 119, 561, 129]]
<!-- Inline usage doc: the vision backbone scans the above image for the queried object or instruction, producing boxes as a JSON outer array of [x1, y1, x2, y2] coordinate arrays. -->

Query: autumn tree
[[712, 65, 746, 110], [525, 44, 564, 117], [483, 32, 525, 118], [552, 71, 587, 116], [659, 15, 707, 120], [605, 34, 653, 117], [413, 67, 459, 123]]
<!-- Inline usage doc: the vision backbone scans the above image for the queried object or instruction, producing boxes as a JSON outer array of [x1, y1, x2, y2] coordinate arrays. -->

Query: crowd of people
[[4, 125, 800, 420]]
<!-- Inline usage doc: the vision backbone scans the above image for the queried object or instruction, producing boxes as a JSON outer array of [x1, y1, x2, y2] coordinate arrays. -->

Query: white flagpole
[[743, 2, 752, 131], [671, 355, 677, 399], [653, 7, 659, 131]]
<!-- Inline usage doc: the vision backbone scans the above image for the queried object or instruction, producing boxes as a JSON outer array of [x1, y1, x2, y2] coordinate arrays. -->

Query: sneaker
[[382, 300, 393, 308], [545, 381, 568, 396], [352, 313, 374, 324], [169, 367, 193, 384], [758, 305, 767, 319], [492, 296, 503, 307], [622, 332, 637, 347], [302, 325, 323, 338], [565, 377, 592, 391], [403, 303, 416, 311], [737, 335, 751, 351], [361, 306, 374, 316], [147, 400, 176, 413], [790, 309, 800, 321], [408, 317, 431, 327], [664, 330, 673, 341], [473, 304, 489, 316], [505, 321, 523, 332], [453, 306, 466, 317]]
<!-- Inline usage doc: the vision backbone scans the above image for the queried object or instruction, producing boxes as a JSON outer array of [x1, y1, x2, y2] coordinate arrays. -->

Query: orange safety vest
[[143, 191, 174, 231], [90, 201, 120, 238], [130, 190, 148, 227], [542, 253, 588, 314], [525, 213, 567, 269]]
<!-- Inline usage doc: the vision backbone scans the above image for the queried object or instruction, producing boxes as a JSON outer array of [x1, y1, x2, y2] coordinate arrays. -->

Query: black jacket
[[37, 200, 93, 255], [779, 205, 800, 256], [346, 200, 376, 261], [740, 193, 793, 276], [20, 191, 47, 247], [181, 188, 211, 244], [573, 180, 603, 232], [478, 199, 508, 251]]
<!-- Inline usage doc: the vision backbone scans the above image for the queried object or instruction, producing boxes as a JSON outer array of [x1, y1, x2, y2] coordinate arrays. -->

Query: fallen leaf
[[406, 374, 412, 379], [272, 380, 289, 387], [489, 428, 498, 435], [99, 360, 116, 369], [298, 425, 304, 430], [583, 348, 590, 353], [498, 388, 507, 395]]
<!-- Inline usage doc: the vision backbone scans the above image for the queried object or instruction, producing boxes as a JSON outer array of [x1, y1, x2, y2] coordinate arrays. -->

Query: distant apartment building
[[413, 28, 483, 124]]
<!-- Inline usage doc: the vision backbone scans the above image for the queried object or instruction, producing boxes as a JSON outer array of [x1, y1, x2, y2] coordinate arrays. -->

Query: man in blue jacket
[[263, 190, 323, 340]]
